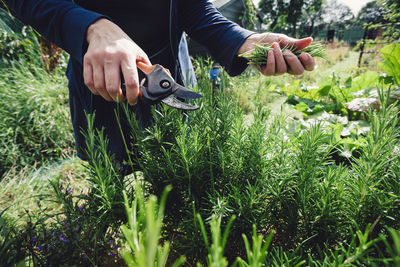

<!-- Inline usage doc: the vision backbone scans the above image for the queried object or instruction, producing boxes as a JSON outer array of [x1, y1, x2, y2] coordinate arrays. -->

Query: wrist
[[236, 33, 263, 55], [86, 18, 112, 43]]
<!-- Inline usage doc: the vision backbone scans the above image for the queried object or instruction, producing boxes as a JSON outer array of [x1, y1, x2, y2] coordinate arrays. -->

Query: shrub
[[0, 62, 74, 178]]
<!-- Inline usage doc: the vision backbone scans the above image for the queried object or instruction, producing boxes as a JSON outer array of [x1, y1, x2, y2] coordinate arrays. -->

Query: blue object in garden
[[210, 62, 222, 92]]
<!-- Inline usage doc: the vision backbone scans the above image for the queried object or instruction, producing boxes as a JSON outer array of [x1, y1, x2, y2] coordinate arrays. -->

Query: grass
[[0, 61, 74, 179], [0, 157, 88, 226]]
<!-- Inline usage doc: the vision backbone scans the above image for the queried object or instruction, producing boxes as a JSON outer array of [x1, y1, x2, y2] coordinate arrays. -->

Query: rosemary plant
[[239, 42, 327, 67]]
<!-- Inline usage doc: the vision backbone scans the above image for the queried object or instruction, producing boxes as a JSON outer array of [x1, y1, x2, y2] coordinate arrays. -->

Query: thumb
[[293, 37, 313, 51]]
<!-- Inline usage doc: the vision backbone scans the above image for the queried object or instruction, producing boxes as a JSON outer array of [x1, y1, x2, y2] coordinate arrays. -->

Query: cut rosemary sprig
[[239, 42, 327, 67]]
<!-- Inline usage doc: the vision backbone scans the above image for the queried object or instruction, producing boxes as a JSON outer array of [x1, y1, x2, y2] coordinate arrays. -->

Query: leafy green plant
[[196, 214, 235, 267], [0, 27, 40, 66], [0, 209, 25, 266], [0, 62, 73, 179], [2, 40, 400, 265], [0, 11, 72, 179], [239, 0, 258, 31], [121, 184, 185, 267], [381, 228, 400, 266], [379, 43, 400, 87], [234, 225, 274, 267]]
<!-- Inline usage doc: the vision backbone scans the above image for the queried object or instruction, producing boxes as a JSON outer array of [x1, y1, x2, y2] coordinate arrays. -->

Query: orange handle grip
[[137, 61, 172, 76]]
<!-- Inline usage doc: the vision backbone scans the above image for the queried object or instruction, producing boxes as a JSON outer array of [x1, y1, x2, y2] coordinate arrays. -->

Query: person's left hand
[[237, 32, 316, 76]]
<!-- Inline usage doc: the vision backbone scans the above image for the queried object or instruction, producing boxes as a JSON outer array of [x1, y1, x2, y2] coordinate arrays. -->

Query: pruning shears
[[122, 61, 202, 110]]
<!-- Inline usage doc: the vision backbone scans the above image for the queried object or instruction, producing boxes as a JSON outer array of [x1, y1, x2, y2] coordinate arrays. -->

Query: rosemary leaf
[[239, 42, 327, 67]]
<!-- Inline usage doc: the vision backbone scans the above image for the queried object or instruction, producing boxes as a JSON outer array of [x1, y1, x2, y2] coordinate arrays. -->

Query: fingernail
[[300, 53, 309, 60]]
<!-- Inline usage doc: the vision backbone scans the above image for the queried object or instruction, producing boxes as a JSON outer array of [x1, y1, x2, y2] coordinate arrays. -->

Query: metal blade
[[161, 95, 199, 110], [172, 84, 203, 100]]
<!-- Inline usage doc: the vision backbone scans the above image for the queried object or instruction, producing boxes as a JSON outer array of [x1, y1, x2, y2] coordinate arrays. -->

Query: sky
[[333, 0, 374, 16]]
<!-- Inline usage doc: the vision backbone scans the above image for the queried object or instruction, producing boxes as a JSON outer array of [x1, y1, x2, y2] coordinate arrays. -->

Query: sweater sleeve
[[4, 0, 106, 64], [178, 0, 255, 76]]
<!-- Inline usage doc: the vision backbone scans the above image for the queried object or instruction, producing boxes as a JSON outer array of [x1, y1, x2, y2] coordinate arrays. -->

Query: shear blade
[[161, 95, 199, 110], [172, 84, 203, 100]]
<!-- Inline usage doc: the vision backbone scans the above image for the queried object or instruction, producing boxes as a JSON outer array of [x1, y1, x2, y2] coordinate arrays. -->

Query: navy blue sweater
[[5, 0, 254, 161]]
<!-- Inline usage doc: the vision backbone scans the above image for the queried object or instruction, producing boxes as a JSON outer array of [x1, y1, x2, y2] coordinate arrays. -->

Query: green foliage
[[278, 70, 383, 119], [378, 0, 400, 41], [239, 0, 258, 31], [239, 42, 326, 68], [110, 60, 399, 264], [121, 185, 186, 267], [18, 176, 123, 266], [379, 43, 400, 86], [309, 225, 383, 266], [0, 62, 74, 179], [234, 225, 274, 267], [197, 215, 235, 267], [382, 228, 400, 266], [258, 0, 324, 36], [1, 42, 400, 265], [0, 26, 42, 67], [0, 209, 25, 266], [15, 118, 137, 266]]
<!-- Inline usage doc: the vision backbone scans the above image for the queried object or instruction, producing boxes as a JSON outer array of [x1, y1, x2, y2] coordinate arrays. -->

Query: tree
[[258, 0, 324, 37], [356, 1, 386, 26], [258, 0, 289, 33], [298, 0, 324, 36], [378, 0, 400, 40], [322, 0, 353, 28]]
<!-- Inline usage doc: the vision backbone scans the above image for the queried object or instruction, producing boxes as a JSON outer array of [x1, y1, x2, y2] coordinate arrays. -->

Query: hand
[[84, 18, 151, 105], [237, 32, 316, 76]]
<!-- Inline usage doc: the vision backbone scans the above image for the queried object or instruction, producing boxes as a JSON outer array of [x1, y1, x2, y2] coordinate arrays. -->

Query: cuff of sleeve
[[61, 8, 107, 65], [213, 27, 255, 77], [228, 30, 255, 76]]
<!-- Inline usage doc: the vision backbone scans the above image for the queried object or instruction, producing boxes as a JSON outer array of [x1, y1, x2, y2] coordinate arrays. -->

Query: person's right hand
[[84, 18, 151, 105]]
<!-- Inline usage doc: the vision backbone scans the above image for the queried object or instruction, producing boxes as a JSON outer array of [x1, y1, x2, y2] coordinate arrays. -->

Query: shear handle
[[137, 61, 172, 76]]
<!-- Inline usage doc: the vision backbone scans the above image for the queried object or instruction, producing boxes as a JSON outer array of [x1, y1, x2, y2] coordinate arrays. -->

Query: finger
[[284, 50, 304, 75], [104, 59, 124, 102], [121, 60, 139, 105], [83, 58, 98, 95], [299, 52, 315, 71], [272, 42, 287, 75], [294, 37, 313, 51], [278, 36, 313, 51], [262, 50, 275, 75], [93, 64, 113, 102], [136, 51, 151, 66]]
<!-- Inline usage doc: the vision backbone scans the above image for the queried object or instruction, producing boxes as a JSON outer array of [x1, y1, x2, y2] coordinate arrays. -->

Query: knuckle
[[120, 52, 130, 61], [103, 50, 115, 61], [83, 53, 91, 63], [85, 80, 94, 88], [93, 49, 107, 60]]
